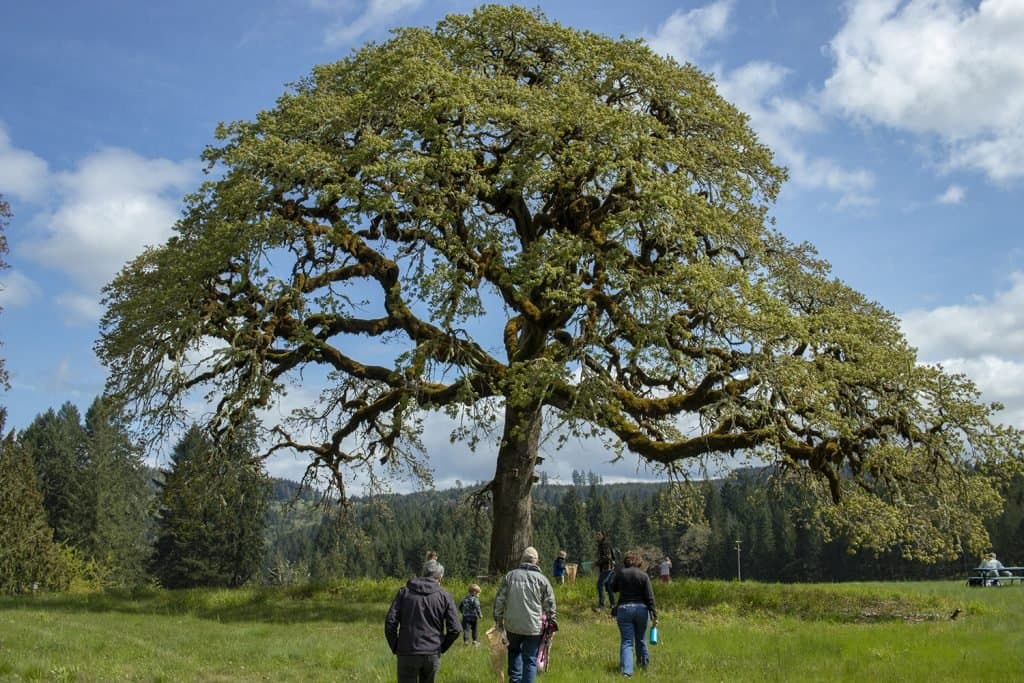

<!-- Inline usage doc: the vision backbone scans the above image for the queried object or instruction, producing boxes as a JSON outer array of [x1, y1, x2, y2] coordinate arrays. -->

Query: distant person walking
[[610, 550, 658, 678], [385, 559, 461, 683], [596, 531, 616, 608], [494, 546, 557, 683]]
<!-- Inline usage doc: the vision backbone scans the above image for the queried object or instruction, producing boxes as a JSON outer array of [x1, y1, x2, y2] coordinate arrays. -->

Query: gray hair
[[422, 559, 445, 579], [521, 546, 539, 564]]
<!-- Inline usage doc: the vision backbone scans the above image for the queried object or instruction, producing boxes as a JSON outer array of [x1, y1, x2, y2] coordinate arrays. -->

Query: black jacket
[[385, 577, 462, 656], [597, 538, 615, 571], [610, 567, 657, 621]]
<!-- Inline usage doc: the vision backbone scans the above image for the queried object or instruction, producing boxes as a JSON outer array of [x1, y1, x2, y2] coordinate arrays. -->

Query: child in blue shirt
[[459, 584, 482, 645], [552, 550, 568, 584]]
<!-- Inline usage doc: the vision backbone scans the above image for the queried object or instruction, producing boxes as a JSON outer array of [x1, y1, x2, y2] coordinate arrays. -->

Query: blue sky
[[2, 0, 1023, 488]]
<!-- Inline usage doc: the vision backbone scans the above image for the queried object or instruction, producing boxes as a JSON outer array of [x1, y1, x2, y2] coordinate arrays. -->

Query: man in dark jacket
[[385, 559, 462, 683]]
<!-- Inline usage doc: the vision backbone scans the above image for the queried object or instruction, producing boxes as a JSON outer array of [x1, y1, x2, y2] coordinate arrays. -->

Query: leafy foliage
[[98, 5, 1023, 571]]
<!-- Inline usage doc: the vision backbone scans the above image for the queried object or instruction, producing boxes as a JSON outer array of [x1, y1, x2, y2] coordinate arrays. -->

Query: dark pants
[[396, 653, 440, 683], [462, 616, 478, 642], [597, 569, 616, 607]]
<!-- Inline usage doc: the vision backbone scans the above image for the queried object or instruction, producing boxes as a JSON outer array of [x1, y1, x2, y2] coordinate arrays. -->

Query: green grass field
[[1, 577, 1022, 681]]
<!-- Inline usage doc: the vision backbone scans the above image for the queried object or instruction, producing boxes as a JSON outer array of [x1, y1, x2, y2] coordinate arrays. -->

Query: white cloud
[[22, 147, 197, 294], [318, 0, 424, 48], [717, 62, 876, 206], [645, 9, 877, 209], [824, 0, 1024, 182], [937, 184, 966, 204], [645, 0, 734, 65], [900, 273, 1024, 429], [900, 271, 1024, 362], [0, 123, 49, 202], [0, 270, 42, 307], [915, 355, 1024, 429], [54, 290, 106, 323]]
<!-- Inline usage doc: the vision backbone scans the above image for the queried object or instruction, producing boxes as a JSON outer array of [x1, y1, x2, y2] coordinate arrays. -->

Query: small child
[[459, 584, 483, 645], [552, 550, 568, 584]]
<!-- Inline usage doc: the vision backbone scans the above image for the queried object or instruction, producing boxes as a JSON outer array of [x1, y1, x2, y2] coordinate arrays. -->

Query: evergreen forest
[[4, 397, 1023, 594]]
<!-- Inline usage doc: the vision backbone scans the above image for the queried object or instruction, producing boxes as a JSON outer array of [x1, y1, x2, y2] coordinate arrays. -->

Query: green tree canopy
[[98, 5, 1022, 572]]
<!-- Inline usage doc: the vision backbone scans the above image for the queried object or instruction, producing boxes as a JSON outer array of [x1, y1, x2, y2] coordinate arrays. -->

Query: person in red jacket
[[385, 560, 462, 683]]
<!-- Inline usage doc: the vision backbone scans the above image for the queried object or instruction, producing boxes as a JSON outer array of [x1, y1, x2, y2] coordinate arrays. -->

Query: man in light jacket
[[385, 559, 461, 683], [494, 547, 557, 683]]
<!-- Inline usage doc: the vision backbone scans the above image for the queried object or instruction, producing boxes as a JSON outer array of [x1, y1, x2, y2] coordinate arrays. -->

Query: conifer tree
[[0, 426, 63, 593], [20, 403, 90, 548], [555, 486, 591, 566], [151, 424, 269, 588], [83, 397, 151, 586]]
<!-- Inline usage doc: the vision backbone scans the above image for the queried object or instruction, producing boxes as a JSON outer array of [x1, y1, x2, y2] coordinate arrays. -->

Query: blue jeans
[[597, 569, 616, 607], [616, 603, 650, 676], [507, 632, 543, 683]]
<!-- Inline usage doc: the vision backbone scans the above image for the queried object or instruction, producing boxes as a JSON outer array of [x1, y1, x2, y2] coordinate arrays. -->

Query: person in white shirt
[[658, 557, 672, 585]]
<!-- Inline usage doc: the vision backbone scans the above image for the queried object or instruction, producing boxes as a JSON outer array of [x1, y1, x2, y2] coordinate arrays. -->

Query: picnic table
[[967, 565, 1024, 587]]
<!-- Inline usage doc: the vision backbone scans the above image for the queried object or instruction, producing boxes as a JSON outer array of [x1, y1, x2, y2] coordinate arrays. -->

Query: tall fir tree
[[151, 424, 269, 588], [0, 427, 64, 593], [20, 403, 89, 548], [83, 397, 151, 586], [555, 486, 591, 566]]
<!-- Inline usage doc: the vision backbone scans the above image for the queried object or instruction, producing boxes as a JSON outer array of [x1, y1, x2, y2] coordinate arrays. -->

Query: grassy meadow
[[1, 577, 1023, 682]]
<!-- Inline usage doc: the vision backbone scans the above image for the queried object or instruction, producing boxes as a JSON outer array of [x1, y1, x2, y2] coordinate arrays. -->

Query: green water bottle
[[649, 625, 659, 645]]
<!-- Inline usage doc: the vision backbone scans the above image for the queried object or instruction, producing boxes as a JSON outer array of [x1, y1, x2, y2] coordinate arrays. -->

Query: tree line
[[4, 397, 1023, 595], [285, 469, 1024, 584], [0, 399, 266, 593]]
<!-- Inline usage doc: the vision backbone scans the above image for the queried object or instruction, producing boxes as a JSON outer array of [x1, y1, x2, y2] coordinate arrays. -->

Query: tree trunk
[[487, 402, 543, 575]]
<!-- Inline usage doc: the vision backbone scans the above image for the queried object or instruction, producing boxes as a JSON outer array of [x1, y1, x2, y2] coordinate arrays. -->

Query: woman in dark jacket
[[609, 550, 657, 678]]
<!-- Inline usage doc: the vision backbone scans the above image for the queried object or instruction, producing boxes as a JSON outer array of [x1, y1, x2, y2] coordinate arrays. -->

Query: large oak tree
[[98, 5, 1022, 572]]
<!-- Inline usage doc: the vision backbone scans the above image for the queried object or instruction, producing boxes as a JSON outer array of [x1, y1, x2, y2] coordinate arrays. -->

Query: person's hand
[[548, 616, 558, 631]]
